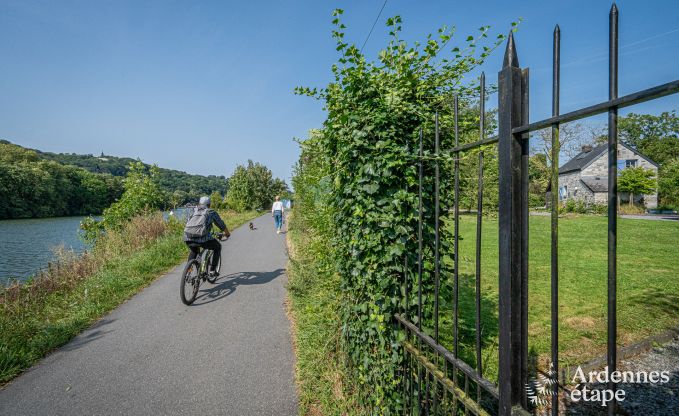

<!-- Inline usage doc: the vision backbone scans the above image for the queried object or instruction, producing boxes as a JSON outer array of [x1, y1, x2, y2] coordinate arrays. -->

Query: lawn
[[431, 214, 679, 383]]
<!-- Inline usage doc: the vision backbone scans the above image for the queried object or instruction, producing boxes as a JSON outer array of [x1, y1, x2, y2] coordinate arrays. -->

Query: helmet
[[199, 196, 211, 207]]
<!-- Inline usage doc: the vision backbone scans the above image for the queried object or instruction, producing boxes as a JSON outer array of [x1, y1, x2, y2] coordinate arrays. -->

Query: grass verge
[[0, 209, 257, 384], [286, 211, 366, 416], [434, 214, 679, 382]]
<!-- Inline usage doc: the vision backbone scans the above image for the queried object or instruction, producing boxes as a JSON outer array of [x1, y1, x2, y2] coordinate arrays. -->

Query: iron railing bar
[[395, 314, 500, 399], [404, 141, 410, 323], [607, 5, 619, 416], [551, 24, 561, 416], [447, 135, 499, 154], [435, 112, 441, 343], [475, 72, 485, 403], [453, 95, 461, 361], [520, 67, 531, 409], [512, 78, 679, 134], [418, 128, 424, 331], [417, 127, 424, 413]]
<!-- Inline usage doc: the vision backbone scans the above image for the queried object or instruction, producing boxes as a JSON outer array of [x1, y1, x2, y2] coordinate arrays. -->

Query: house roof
[[559, 142, 660, 174], [559, 144, 608, 174], [581, 176, 608, 192]]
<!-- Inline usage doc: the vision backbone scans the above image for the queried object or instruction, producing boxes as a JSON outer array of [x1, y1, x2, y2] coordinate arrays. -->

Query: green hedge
[[293, 10, 512, 413]]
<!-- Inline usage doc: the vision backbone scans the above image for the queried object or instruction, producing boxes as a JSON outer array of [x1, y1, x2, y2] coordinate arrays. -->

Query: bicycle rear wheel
[[180, 260, 200, 305]]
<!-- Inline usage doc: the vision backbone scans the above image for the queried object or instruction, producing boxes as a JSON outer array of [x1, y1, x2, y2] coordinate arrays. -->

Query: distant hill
[[0, 140, 228, 219], [33, 146, 228, 200]]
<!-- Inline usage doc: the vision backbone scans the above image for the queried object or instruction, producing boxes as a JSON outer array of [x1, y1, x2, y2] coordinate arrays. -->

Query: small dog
[[249, 222, 255, 230]]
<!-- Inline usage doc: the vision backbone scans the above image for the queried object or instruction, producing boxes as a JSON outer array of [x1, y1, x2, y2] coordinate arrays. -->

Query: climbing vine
[[294, 10, 511, 413]]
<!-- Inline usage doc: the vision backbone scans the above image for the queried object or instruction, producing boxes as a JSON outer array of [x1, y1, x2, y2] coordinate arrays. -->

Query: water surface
[[0, 216, 89, 285]]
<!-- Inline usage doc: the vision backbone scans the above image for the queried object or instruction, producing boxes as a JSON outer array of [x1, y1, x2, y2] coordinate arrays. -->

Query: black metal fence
[[396, 4, 679, 415]]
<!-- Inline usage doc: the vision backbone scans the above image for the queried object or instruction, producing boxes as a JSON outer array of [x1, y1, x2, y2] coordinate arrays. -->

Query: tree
[[533, 122, 602, 164], [618, 167, 656, 206], [658, 159, 679, 208], [209, 190, 225, 209], [528, 153, 550, 207], [225, 160, 288, 211], [619, 111, 679, 166]]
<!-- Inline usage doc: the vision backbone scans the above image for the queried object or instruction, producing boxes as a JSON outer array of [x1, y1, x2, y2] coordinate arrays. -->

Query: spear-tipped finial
[[502, 31, 519, 68], [610, 3, 618, 14], [554, 24, 560, 34]]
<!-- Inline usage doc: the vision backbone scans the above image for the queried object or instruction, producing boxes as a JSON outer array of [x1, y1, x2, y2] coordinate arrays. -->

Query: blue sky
[[1, 0, 677, 184]]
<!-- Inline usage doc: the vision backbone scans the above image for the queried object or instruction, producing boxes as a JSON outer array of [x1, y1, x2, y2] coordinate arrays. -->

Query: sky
[[1, 0, 677, 185]]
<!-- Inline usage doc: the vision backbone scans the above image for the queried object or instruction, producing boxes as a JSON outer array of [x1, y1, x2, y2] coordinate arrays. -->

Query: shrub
[[81, 161, 167, 241]]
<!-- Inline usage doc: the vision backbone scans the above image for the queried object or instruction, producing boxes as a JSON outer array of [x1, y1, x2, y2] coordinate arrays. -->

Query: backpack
[[184, 207, 210, 240]]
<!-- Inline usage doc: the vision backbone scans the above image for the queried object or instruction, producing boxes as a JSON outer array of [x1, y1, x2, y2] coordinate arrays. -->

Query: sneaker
[[277, 230, 280, 234], [209, 271, 219, 277]]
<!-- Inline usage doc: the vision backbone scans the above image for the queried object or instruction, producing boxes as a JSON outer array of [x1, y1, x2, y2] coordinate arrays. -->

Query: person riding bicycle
[[183, 196, 230, 277]]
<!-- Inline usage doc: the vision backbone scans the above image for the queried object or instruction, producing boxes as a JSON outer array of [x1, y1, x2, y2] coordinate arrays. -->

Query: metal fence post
[[497, 32, 529, 416]]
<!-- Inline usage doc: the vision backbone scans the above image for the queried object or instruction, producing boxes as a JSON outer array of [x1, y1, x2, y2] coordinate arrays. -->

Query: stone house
[[552, 143, 658, 208]]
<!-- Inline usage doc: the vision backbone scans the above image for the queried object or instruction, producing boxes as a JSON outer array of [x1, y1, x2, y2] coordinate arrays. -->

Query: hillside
[[0, 140, 229, 219], [33, 146, 228, 199]]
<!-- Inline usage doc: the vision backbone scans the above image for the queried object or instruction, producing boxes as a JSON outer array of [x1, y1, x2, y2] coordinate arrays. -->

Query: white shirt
[[272, 201, 284, 213]]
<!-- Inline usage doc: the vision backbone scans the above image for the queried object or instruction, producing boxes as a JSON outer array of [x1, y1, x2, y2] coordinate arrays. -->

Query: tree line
[[32, 143, 229, 205], [0, 142, 124, 219]]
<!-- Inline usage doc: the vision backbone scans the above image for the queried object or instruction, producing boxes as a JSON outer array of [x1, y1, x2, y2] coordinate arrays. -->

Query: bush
[[81, 161, 167, 241]]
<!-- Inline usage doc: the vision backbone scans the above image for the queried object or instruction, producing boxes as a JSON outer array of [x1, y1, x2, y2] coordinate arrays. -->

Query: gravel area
[[565, 337, 679, 415]]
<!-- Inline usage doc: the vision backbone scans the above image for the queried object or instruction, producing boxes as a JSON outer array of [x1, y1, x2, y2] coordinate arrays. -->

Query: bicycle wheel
[[180, 260, 200, 305], [205, 250, 221, 284]]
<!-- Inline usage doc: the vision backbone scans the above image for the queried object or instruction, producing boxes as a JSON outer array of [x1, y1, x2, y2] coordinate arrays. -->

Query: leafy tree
[[618, 166, 656, 206], [658, 159, 679, 208], [528, 153, 549, 207], [209, 190, 226, 209], [619, 111, 679, 166], [226, 160, 288, 211]]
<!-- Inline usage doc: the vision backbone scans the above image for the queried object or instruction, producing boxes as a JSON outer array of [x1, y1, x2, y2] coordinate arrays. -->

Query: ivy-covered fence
[[294, 10, 510, 413]]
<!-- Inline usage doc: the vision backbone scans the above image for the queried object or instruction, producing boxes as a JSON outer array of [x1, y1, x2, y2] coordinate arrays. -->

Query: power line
[[360, 0, 388, 53]]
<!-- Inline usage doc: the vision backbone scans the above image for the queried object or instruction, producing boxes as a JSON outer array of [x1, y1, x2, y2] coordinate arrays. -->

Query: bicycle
[[180, 233, 227, 305]]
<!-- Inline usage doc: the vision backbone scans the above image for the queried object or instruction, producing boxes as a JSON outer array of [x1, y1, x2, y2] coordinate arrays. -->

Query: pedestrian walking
[[272, 196, 284, 234]]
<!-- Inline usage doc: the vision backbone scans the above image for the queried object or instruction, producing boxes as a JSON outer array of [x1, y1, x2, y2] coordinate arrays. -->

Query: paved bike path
[[0, 214, 298, 416]]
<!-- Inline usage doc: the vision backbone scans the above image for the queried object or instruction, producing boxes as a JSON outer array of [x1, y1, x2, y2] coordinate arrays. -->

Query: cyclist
[[184, 196, 230, 277]]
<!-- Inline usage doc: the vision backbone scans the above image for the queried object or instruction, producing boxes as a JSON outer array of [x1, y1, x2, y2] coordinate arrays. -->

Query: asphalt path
[[0, 214, 298, 416]]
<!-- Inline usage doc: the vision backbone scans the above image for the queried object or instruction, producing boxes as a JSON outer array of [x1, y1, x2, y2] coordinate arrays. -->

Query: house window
[[559, 185, 568, 201], [625, 159, 637, 168]]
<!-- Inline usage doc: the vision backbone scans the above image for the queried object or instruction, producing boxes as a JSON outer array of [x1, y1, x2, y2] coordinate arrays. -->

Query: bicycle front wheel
[[180, 260, 200, 305]]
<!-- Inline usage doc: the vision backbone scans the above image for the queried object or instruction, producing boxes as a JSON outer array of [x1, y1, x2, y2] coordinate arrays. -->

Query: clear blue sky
[[1, 0, 677, 184]]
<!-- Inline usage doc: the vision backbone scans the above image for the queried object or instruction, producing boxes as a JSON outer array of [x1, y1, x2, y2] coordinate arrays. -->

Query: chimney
[[581, 144, 593, 153]]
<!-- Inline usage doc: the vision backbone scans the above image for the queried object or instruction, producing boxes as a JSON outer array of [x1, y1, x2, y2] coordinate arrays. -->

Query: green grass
[[0, 210, 258, 384], [434, 214, 679, 382], [286, 211, 366, 416]]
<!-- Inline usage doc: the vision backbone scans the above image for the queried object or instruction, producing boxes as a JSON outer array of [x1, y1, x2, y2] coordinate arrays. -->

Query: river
[[0, 208, 191, 286]]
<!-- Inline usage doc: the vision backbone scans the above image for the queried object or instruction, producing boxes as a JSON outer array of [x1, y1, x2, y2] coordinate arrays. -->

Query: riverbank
[[0, 209, 257, 384]]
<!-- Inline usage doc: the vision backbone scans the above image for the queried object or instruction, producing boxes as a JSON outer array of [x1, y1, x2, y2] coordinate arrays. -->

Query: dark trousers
[[186, 239, 222, 271]]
